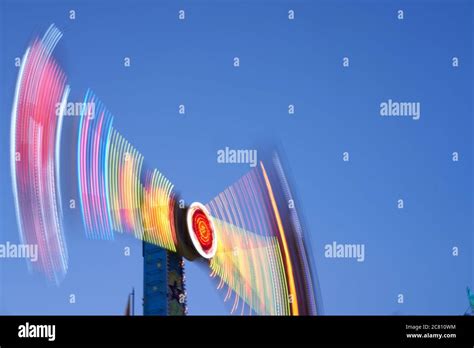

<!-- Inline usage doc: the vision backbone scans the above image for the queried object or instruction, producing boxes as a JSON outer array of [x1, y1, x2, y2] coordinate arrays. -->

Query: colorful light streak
[[207, 156, 317, 315], [77, 91, 178, 252], [10, 24, 69, 283]]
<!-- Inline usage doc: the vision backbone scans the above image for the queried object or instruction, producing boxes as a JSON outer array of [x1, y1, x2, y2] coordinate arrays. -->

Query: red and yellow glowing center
[[191, 208, 214, 252]]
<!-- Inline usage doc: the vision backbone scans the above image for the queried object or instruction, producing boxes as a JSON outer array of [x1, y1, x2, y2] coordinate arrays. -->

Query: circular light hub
[[186, 202, 217, 259]]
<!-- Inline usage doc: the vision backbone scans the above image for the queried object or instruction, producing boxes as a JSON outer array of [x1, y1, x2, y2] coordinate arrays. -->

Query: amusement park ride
[[10, 24, 320, 315]]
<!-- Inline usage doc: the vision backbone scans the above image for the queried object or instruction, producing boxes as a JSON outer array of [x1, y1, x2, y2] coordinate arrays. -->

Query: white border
[[186, 202, 217, 259]]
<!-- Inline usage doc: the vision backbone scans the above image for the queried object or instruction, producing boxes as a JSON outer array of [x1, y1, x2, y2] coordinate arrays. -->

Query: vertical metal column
[[143, 241, 186, 315]]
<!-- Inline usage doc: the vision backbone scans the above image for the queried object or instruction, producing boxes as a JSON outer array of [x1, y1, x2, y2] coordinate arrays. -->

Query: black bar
[[0, 316, 472, 346]]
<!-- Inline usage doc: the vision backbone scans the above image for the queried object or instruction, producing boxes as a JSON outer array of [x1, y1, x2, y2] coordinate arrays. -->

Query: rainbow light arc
[[207, 158, 317, 315], [77, 90, 178, 252]]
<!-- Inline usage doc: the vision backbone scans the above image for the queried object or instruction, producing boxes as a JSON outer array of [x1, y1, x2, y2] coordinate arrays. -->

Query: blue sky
[[0, 0, 472, 315]]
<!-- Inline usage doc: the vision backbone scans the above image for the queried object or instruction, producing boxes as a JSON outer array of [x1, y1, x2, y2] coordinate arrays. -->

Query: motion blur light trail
[[207, 156, 318, 315], [10, 24, 69, 284], [208, 219, 289, 315], [77, 90, 178, 252], [141, 169, 177, 252], [10, 24, 319, 315]]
